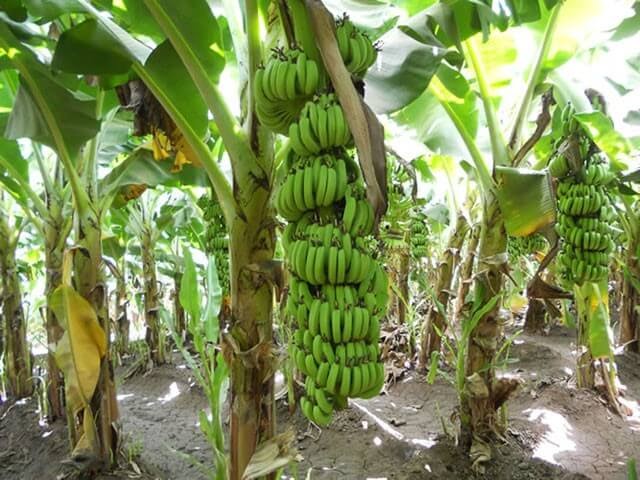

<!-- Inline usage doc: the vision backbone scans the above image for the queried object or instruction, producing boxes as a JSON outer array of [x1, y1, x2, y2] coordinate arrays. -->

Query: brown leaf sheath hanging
[[304, 0, 388, 222]]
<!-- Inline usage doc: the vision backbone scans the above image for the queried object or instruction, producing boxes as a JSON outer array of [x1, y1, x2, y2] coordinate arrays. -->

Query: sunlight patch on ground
[[158, 381, 181, 404], [411, 437, 437, 448], [618, 395, 640, 431], [351, 401, 403, 440], [525, 408, 575, 464], [117, 393, 134, 401]]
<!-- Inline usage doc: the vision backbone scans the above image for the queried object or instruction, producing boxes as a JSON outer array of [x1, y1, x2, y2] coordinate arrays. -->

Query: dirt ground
[[1, 325, 639, 480]]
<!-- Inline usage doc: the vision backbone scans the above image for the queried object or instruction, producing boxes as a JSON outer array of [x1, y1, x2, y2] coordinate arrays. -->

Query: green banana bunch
[[262, 35, 385, 427], [275, 153, 360, 221], [335, 15, 379, 78], [507, 234, 547, 259], [553, 113, 615, 285], [198, 194, 230, 294], [289, 93, 353, 156], [560, 103, 580, 137], [409, 208, 430, 259], [255, 48, 320, 134], [548, 153, 570, 179], [287, 264, 388, 425]]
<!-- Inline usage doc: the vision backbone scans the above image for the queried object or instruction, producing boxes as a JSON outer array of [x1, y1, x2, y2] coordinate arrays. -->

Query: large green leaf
[[574, 111, 632, 171], [140, 0, 225, 84], [104, 0, 165, 40], [323, 0, 404, 34], [392, 81, 478, 160], [0, 22, 102, 160], [144, 40, 209, 139], [495, 166, 556, 237], [6, 76, 100, 157], [75, 0, 152, 64], [0, 0, 27, 21], [52, 19, 134, 75], [0, 137, 30, 204], [365, 21, 447, 113], [23, 0, 83, 20], [367, 0, 561, 113]]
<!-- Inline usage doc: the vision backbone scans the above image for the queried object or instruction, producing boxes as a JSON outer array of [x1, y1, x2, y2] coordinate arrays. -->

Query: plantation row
[[0, 0, 638, 479]]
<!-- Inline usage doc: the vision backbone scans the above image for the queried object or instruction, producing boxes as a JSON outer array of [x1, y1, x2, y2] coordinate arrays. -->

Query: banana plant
[[0, 12, 210, 464], [42, 2, 278, 476], [0, 74, 72, 420], [0, 193, 32, 399], [380, 0, 636, 467], [617, 195, 640, 351], [126, 190, 166, 365], [379, 155, 416, 326], [375, 0, 636, 469]]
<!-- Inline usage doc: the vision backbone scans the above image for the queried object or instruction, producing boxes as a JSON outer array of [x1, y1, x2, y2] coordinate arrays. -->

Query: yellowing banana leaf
[[495, 166, 556, 237], [585, 282, 613, 359], [50, 284, 106, 412]]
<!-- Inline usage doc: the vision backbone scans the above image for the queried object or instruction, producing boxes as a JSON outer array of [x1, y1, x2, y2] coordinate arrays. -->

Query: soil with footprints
[[1, 325, 639, 480]]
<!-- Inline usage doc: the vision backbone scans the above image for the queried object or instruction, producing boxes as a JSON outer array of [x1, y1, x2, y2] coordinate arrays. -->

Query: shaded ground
[[1, 326, 639, 479]]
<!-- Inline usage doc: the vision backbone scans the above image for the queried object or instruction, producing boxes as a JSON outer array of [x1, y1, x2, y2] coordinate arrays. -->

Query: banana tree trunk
[[115, 259, 129, 360], [420, 213, 470, 368], [0, 215, 32, 399], [619, 235, 639, 352], [574, 284, 595, 388], [386, 243, 410, 325], [44, 218, 66, 420], [461, 198, 518, 452], [453, 224, 480, 325], [73, 212, 118, 465], [227, 202, 276, 480], [141, 230, 164, 365]]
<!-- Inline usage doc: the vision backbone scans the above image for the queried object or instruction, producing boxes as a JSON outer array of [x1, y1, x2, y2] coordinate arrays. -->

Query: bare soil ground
[[1, 325, 639, 480]]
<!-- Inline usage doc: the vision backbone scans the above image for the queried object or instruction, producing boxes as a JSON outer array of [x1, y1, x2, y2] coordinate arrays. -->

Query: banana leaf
[[495, 166, 556, 237], [50, 283, 107, 458]]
